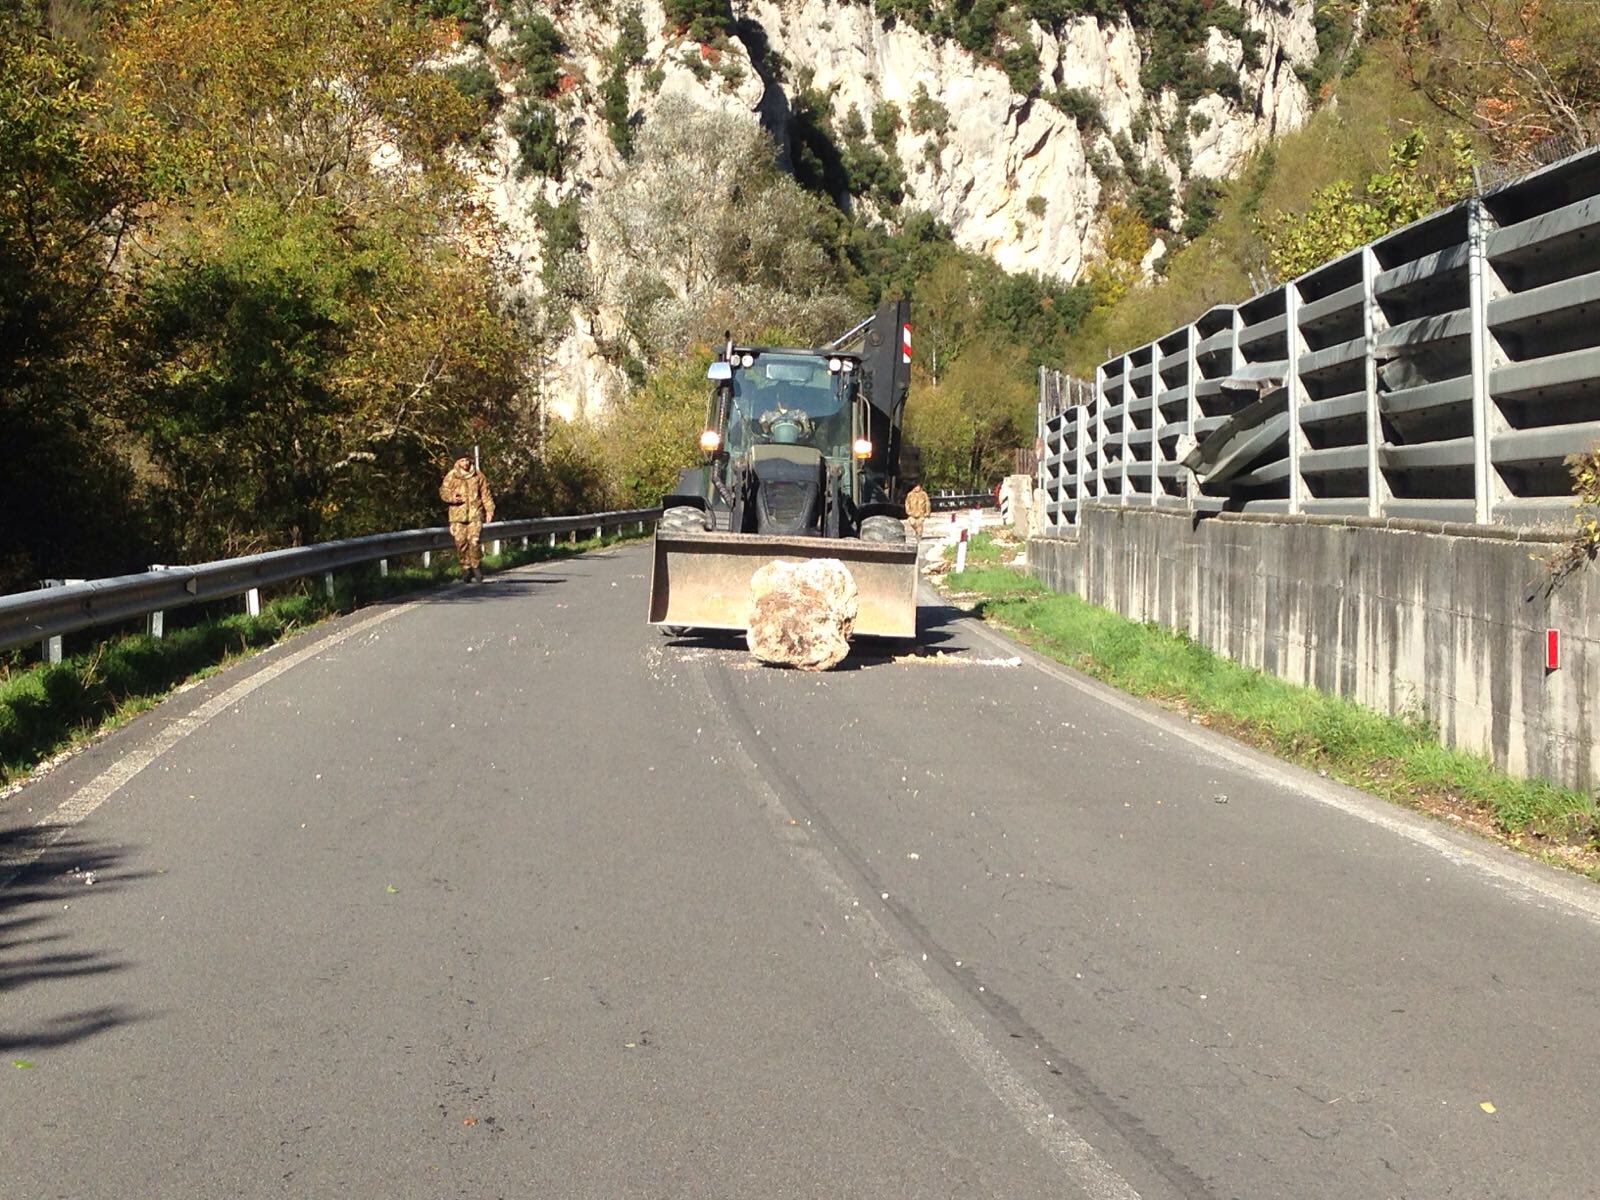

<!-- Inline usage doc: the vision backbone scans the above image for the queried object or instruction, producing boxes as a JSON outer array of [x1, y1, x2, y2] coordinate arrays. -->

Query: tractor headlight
[[700, 429, 722, 454], [852, 437, 873, 460]]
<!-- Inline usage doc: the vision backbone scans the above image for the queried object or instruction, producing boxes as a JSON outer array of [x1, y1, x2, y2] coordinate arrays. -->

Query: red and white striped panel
[[901, 323, 913, 364]]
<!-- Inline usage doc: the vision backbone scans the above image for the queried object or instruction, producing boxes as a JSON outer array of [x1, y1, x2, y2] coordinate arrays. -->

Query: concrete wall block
[[1027, 510, 1599, 790]]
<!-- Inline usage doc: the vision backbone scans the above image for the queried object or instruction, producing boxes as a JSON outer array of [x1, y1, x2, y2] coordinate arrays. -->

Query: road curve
[[2, 543, 1597, 1199]]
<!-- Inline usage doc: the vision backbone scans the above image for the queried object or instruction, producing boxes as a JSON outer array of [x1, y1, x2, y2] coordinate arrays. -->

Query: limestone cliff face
[[744, 0, 1313, 278], [462, 1, 1317, 416]]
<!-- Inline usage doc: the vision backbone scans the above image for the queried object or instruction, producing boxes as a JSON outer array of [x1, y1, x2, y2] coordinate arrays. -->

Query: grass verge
[[942, 530, 1015, 571], [0, 530, 644, 786], [942, 564, 1600, 879]]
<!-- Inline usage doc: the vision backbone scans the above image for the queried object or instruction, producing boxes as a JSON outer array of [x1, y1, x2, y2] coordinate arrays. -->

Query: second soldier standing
[[904, 482, 931, 543], [440, 448, 496, 583]]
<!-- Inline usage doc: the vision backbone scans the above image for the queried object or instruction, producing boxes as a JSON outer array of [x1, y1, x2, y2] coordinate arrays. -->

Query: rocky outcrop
[[457, 1, 1319, 415], [748, 0, 1312, 278]]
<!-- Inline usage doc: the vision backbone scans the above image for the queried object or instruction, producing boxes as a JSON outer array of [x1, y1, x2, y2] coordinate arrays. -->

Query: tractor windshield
[[727, 354, 851, 456]]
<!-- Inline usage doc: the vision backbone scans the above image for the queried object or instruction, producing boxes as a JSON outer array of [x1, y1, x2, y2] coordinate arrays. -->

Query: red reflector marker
[[1546, 629, 1561, 671]]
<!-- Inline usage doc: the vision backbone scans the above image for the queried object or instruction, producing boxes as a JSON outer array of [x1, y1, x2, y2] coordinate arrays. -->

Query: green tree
[[1395, 0, 1600, 167], [600, 354, 712, 508], [586, 96, 854, 362], [1263, 130, 1474, 279], [601, 64, 633, 156], [121, 202, 528, 552], [905, 340, 1036, 491], [662, 0, 731, 43], [105, 0, 534, 555], [510, 9, 566, 96], [510, 98, 568, 178], [0, 20, 153, 588]]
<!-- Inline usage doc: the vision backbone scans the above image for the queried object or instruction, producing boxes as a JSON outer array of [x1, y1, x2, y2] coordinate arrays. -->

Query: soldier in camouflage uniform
[[439, 449, 496, 583], [904, 483, 931, 542]]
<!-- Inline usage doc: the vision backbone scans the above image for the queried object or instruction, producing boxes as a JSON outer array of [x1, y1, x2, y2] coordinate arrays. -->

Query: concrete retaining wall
[[1029, 506, 1598, 791]]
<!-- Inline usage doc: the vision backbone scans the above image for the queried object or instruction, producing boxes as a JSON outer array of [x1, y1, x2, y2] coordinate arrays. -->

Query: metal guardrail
[[0, 509, 658, 655], [929, 493, 998, 512]]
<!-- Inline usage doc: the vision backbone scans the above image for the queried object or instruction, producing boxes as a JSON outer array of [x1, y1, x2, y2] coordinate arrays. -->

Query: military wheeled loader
[[646, 300, 920, 640]]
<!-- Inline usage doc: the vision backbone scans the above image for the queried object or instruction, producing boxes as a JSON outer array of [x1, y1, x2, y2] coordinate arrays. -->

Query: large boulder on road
[[747, 559, 858, 671]]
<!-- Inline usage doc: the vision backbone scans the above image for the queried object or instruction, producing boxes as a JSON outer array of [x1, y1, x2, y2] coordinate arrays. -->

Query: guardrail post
[[322, 572, 335, 600], [1362, 246, 1388, 517], [40, 579, 67, 663], [490, 539, 503, 558], [1185, 324, 1199, 512], [245, 588, 261, 618], [548, 532, 557, 548], [422, 550, 432, 568], [1467, 196, 1494, 524], [1285, 283, 1305, 515], [1092, 362, 1107, 502], [521, 536, 529, 550], [378, 559, 389, 578], [147, 565, 169, 637]]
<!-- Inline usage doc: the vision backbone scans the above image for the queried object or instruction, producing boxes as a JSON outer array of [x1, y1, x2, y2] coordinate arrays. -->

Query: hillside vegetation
[[1062, 0, 1600, 375], [4, 0, 1598, 599]]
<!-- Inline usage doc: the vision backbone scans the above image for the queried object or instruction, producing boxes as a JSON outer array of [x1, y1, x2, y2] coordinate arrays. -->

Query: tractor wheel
[[658, 505, 709, 534], [859, 515, 907, 544]]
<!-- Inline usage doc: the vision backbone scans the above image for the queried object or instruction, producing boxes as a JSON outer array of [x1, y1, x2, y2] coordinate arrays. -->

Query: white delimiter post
[[41, 579, 64, 664], [147, 565, 168, 638], [1466, 197, 1494, 524]]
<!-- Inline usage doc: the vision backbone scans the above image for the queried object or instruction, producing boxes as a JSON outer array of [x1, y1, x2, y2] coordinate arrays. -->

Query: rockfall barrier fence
[[1038, 147, 1600, 532]]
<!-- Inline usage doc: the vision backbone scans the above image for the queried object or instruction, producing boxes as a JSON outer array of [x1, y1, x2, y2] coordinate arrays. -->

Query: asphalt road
[[3, 543, 1598, 1199]]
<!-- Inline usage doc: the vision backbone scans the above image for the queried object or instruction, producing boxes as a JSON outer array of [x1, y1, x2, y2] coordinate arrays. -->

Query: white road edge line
[[960, 611, 1600, 926], [0, 600, 422, 889], [699, 661, 1143, 1200]]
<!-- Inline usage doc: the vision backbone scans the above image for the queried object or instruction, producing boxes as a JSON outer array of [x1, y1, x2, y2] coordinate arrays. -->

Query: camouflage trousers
[[451, 520, 483, 569], [907, 517, 925, 542]]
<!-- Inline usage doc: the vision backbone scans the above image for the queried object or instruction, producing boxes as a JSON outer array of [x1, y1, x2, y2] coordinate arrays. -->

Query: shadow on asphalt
[[425, 575, 570, 601], [0, 829, 147, 1055], [658, 597, 975, 671]]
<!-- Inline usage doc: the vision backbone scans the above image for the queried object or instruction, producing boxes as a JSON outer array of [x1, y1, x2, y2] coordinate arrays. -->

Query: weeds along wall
[[1029, 507, 1597, 792], [1037, 148, 1600, 531]]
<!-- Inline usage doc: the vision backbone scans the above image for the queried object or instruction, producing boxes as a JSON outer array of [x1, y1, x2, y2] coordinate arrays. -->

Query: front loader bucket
[[649, 531, 920, 639]]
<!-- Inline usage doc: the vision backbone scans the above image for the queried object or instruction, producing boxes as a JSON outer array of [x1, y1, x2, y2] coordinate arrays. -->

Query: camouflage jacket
[[904, 486, 931, 519], [440, 465, 495, 525]]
